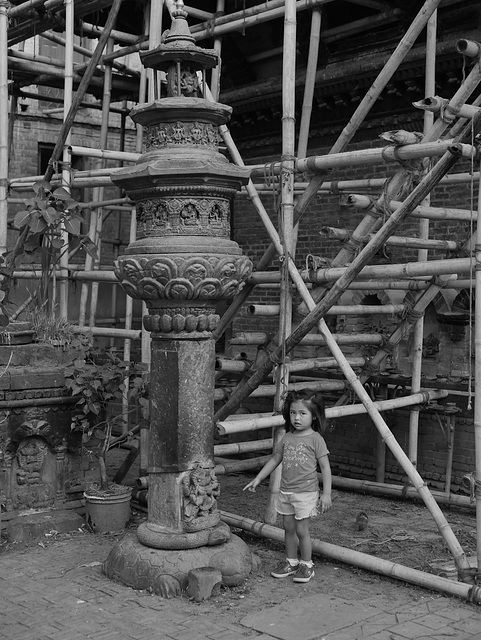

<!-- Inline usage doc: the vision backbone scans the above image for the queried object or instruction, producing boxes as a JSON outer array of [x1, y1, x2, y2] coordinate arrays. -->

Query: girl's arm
[[318, 455, 332, 512], [243, 451, 283, 492]]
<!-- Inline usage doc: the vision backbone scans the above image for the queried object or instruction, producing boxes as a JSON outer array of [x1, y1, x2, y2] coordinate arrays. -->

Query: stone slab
[[240, 594, 382, 640], [7, 508, 84, 543]]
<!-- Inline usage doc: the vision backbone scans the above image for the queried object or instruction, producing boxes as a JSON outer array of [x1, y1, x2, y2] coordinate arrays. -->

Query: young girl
[[243, 389, 332, 583]]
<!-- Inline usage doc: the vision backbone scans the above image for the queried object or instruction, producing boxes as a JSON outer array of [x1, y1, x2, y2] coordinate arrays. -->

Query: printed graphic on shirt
[[283, 441, 311, 470]]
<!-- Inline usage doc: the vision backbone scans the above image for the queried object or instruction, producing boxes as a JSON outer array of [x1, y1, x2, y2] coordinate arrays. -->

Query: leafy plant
[[64, 348, 149, 491], [0, 180, 97, 326], [30, 309, 92, 351]]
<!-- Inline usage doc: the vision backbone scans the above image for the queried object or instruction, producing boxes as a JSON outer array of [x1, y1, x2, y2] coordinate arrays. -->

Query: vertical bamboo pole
[[210, 0, 225, 101], [59, 0, 75, 319], [148, 0, 163, 101], [408, 10, 437, 468], [0, 1, 9, 258], [474, 165, 481, 579], [88, 38, 115, 328], [265, 0, 297, 525]]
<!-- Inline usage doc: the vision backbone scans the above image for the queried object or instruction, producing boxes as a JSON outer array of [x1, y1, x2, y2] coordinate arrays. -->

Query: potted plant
[[64, 347, 149, 533]]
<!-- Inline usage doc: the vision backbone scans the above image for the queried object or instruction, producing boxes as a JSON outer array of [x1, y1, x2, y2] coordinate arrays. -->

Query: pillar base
[[102, 531, 254, 598], [137, 519, 229, 549]]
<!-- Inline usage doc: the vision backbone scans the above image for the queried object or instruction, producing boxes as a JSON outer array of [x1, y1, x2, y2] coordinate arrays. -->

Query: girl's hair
[[281, 389, 328, 434]]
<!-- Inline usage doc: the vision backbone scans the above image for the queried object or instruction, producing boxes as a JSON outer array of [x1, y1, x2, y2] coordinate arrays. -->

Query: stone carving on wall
[[4, 413, 68, 512], [182, 463, 220, 532]]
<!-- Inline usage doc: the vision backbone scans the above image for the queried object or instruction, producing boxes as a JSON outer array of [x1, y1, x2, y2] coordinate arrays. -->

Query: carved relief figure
[[182, 464, 220, 524]]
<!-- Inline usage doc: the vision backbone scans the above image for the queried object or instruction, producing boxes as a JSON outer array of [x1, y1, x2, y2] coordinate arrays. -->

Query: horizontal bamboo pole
[[215, 358, 250, 374], [343, 193, 478, 222], [220, 512, 481, 603], [214, 379, 346, 401], [230, 332, 384, 346], [214, 439, 274, 457], [286, 356, 366, 372], [303, 257, 471, 283], [322, 227, 459, 251], [69, 145, 139, 163], [251, 171, 481, 194], [248, 303, 405, 316], [71, 326, 141, 340], [249, 139, 466, 176], [331, 476, 474, 509], [216, 389, 448, 435]]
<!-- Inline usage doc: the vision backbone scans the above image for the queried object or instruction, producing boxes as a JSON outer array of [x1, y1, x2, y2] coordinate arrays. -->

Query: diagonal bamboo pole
[[213, 0, 443, 341]]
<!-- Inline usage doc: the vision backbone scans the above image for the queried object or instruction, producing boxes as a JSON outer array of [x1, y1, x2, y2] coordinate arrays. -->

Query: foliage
[[30, 309, 92, 351], [64, 347, 149, 491], [0, 181, 97, 327]]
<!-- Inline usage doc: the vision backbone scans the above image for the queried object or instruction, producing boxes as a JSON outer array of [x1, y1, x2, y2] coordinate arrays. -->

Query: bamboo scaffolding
[[220, 512, 481, 603], [216, 112, 481, 575], [212, 0, 443, 343], [297, 50, 481, 318]]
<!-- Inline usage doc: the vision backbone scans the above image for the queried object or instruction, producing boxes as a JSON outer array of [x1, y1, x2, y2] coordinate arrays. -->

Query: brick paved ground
[[2, 526, 481, 640]]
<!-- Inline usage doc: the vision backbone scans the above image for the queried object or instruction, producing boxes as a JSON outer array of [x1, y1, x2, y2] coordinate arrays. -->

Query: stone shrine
[[103, 4, 254, 595]]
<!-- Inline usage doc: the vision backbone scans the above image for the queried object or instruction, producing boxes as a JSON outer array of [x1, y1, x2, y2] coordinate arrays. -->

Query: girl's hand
[[319, 494, 332, 513], [243, 478, 259, 492]]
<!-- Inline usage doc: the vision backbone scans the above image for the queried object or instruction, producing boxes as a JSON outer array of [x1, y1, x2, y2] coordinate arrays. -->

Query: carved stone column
[[104, 4, 253, 577]]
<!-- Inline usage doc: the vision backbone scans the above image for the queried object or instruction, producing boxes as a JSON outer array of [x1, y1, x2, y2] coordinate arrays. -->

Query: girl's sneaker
[[271, 560, 299, 578], [293, 563, 315, 583]]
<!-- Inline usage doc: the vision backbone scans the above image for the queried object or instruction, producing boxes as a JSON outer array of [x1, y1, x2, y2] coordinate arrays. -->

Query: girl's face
[[289, 400, 314, 434]]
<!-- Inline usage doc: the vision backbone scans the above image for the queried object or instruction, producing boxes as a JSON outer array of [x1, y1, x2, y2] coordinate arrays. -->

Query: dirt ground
[[1, 455, 478, 623]]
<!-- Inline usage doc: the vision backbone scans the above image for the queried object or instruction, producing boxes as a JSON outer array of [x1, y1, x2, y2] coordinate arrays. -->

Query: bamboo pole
[[209, 0, 225, 102], [409, 10, 437, 471], [302, 257, 472, 283], [321, 227, 459, 251], [88, 37, 115, 331], [68, 145, 139, 163], [220, 512, 481, 603], [214, 379, 346, 401], [248, 303, 405, 316], [343, 194, 479, 222], [230, 332, 384, 346], [474, 165, 481, 580], [58, 0, 74, 319], [216, 389, 448, 436], [0, 1, 9, 257]]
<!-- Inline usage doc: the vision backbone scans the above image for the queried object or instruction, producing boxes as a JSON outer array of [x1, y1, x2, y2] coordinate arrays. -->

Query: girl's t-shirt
[[275, 431, 329, 493]]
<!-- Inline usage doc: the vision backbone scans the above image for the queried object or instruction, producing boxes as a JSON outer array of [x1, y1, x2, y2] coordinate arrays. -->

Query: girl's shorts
[[275, 490, 319, 520]]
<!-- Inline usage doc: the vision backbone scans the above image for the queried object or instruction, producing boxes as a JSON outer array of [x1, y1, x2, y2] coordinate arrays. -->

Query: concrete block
[[186, 567, 222, 602]]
